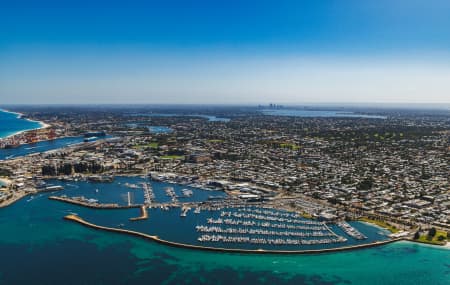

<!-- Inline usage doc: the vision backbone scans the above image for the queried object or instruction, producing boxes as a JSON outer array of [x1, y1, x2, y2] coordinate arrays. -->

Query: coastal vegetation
[[1, 107, 449, 252], [261, 140, 301, 150], [414, 228, 448, 245], [133, 142, 159, 149], [300, 212, 313, 219], [160, 155, 185, 160], [359, 217, 399, 233]]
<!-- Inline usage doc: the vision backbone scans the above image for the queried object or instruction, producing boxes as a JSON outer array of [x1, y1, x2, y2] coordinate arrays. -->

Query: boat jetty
[[49, 195, 139, 209], [142, 182, 155, 205], [337, 221, 367, 240], [165, 186, 178, 203], [87, 175, 114, 183], [129, 205, 149, 221], [196, 206, 347, 246], [181, 189, 193, 197], [180, 206, 191, 217]]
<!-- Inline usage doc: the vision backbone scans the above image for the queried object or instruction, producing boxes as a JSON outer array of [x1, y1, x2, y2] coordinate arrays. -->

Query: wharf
[[130, 205, 149, 221], [49, 196, 140, 209], [180, 206, 190, 217], [0, 191, 32, 208]]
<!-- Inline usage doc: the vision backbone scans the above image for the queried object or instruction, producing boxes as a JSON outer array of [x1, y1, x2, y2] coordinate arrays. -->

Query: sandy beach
[[0, 108, 51, 140], [0, 177, 12, 186]]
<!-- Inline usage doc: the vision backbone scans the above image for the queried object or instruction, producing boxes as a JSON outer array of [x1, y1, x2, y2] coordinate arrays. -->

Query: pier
[[337, 221, 367, 240], [49, 196, 140, 209], [198, 206, 348, 246], [49, 194, 388, 249], [142, 182, 154, 205], [180, 206, 190, 217], [129, 205, 149, 221]]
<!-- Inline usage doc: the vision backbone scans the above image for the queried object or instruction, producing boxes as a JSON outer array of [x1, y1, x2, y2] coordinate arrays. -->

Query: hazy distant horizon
[[2, 102, 449, 111], [2, 1, 450, 104]]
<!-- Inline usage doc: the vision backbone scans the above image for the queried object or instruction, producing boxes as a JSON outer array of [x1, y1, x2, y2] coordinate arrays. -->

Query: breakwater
[[64, 214, 403, 255], [129, 205, 149, 221], [49, 196, 141, 209]]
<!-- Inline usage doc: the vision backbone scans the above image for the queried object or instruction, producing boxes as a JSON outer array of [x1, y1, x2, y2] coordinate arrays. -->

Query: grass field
[[416, 229, 448, 245], [279, 143, 300, 150], [160, 155, 185, 160], [133, 142, 159, 149], [359, 217, 400, 233]]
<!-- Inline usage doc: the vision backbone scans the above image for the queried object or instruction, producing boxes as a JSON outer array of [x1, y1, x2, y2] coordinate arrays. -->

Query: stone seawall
[[64, 214, 403, 255]]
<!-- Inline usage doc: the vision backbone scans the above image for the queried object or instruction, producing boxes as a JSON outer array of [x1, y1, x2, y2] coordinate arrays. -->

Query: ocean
[[0, 136, 98, 160], [0, 109, 448, 284], [0, 109, 43, 139], [0, 178, 448, 284]]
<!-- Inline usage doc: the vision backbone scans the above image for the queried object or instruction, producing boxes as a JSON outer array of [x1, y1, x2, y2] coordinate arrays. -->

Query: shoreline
[[397, 239, 450, 250], [49, 195, 141, 209], [0, 191, 31, 208], [65, 214, 404, 255], [0, 108, 51, 140], [0, 177, 12, 187], [359, 221, 394, 234]]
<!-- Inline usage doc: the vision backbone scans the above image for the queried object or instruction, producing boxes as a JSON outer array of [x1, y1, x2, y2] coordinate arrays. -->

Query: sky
[[1, 0, 450, 105]]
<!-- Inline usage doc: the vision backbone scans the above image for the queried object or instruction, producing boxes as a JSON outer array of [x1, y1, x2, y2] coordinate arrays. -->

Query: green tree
[[357, 177, 373, 190], [428, 227, 437, 238], [42, 165, 56, 176]]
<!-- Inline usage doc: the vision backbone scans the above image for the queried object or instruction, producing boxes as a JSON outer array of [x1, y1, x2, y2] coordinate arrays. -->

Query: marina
[[0, 109, 448, 283], [337, 221, 368, 240], [0, 173, 448, 285], [63, 214, 401, 254], [49, 195, 140, 209], [129, 205, 149, 221], [1, 1, 450, 282], [37, 176, 391, 251]]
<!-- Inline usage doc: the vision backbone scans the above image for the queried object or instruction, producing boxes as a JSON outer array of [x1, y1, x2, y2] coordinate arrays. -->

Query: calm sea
[[0, 110, 448, 284], [0, 109, 43, 139], [261, 109, 387, 119], [0, 178, 448, 284]]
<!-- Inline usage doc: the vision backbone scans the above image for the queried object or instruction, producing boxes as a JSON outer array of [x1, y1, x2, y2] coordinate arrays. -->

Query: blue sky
[[1, 0, 450, 104]]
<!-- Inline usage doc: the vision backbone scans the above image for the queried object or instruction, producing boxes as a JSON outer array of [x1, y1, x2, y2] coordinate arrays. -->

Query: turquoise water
[[0, 190, 448, 284], [262, 109, 387, 119], [0, 109, 43, 139], [0, 109, 100, 161], [0, 111, 448, 284]]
